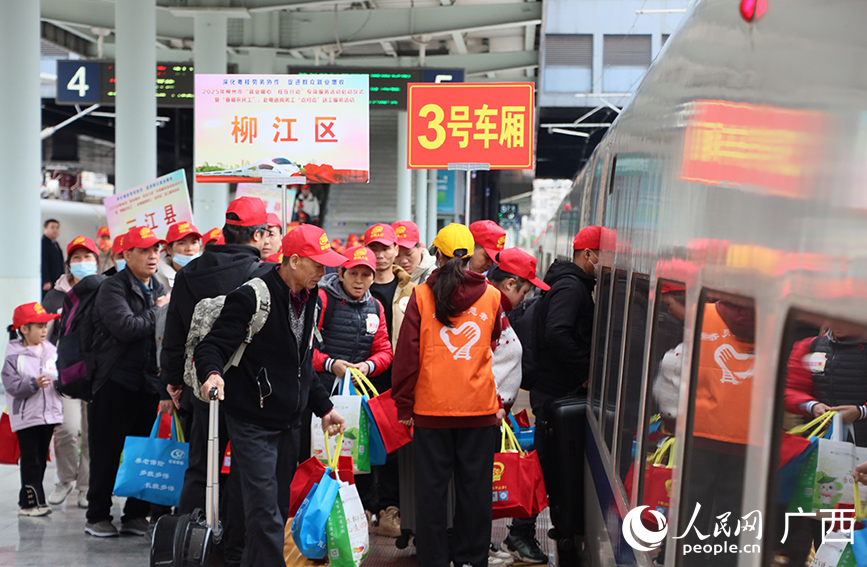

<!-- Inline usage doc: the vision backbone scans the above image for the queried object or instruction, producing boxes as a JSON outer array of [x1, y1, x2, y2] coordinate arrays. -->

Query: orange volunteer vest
[[413, 283, 501, 417], [692, 303, 755, 445]]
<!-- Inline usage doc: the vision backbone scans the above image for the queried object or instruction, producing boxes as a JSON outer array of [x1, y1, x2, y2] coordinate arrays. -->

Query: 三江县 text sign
[[407, 83, 534, 170], [104, 169, 193, 240], [195, 74, 370, 184]]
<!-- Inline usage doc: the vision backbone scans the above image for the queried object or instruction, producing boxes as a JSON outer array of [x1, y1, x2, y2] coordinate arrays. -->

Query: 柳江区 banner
[[104, 169, 194, 240], [407, 83, 534, 170], [195, 74, 370, 184]]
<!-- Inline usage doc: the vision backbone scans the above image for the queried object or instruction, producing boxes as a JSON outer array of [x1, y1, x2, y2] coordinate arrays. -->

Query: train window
[[633, 279, 685, 530], [766, 311, 867, 566], [615, 274, 650, 485], [603, 269, 629, 449], [677, 291, 756, 566], [590, 267, 613, 421]]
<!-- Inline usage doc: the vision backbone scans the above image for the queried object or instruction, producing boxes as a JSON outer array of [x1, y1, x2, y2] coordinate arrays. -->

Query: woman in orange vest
[[393, 223, 506, 567]]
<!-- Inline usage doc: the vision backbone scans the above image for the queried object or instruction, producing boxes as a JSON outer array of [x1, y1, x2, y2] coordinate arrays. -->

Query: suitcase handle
[[206, 388, 221, 536]]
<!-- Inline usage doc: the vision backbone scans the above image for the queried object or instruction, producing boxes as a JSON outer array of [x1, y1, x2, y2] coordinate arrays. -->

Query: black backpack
[[56, 274, 107, 401], [507, 274, 578, 390]]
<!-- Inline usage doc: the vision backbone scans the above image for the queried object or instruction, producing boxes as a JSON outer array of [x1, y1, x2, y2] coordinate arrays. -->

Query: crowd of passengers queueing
[[5, 197, 604, 567]]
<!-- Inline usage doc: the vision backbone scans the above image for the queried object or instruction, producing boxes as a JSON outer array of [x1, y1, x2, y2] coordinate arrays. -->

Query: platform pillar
[[396, 111, 412, 221]]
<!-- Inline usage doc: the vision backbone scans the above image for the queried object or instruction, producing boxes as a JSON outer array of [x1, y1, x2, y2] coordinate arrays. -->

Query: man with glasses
[[196, 224, 347, 567]]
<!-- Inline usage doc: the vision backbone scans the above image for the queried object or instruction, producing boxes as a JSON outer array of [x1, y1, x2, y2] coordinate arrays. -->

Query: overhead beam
[[41, 0, 195, 40], [278, 3, 542, 50], [451, 32, 468, 54]]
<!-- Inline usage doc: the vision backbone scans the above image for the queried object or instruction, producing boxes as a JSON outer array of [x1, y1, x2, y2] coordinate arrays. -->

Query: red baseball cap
[[573, 225, 602, 251], [341, 246, 376, 272], [282, 224, 346, 267], [165, 221, 202, 244], [97, 226, 110, 239], [112, 233, 128, 255], [496, 248, 550, 291], [266, 251, 283, 263], [363, 223, 398, 247], [204, 227, 223, 244], [469, 220, 506, 261], [226, 196, 268, 226], [126, 226, 166, 250], [12, 302, 60, 330], [392, 221, 420, 249], [66, 235, 99, 257], [266, 213, 282, 228]]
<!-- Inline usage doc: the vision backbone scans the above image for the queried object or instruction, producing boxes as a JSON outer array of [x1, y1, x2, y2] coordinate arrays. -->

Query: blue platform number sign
[[56, 61, 100, 104]]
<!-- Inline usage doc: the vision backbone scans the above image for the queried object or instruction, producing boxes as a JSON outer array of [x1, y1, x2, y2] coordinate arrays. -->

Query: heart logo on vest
[[440, 321, 481, 361], [714, 344, 754, 385]]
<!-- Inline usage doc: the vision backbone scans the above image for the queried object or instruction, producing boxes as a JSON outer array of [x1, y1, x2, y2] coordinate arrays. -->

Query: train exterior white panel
[[541, 0, 867, 566]]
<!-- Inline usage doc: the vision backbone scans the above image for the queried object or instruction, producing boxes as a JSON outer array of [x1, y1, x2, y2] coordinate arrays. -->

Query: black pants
[[226, 415, 299, 567], [415, 426, 498, 567], [86, 380, 160, 523], [510, 389, 555, 538], [17, 424, 55, 507]]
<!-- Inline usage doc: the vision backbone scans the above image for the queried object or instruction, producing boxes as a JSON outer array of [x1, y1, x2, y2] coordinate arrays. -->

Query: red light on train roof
[[740, 0, 767, 22], [564, 203, 571, 210]]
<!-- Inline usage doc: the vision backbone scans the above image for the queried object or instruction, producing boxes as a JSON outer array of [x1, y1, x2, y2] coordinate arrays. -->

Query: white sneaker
[[488, 557, 507, 567], [77, 492, 88, 509], [490, 544, 514, 565], [19, 506, 51, 517], [48, 483, 73, 505]]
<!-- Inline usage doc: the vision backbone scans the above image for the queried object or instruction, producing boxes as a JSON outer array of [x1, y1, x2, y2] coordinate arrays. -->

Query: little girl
[[2, 302, 63, 516]]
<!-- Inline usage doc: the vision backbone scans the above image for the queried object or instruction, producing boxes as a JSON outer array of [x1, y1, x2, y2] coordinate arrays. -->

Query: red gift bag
[[221, 442, 232, 475], [513, 409, 531, 429], [624, 437, 674, 529], [365, 389, 413, 453], [288, 443, 354, 517], [0, 410, 21, 465], [492, 423, 548, 520]]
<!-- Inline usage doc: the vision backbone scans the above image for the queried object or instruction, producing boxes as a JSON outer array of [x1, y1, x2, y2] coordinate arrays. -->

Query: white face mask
[[172, 252, 200, 268]]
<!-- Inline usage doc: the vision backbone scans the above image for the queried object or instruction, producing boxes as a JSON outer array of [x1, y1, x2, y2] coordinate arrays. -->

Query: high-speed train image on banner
[[535, 0, 867, 565]]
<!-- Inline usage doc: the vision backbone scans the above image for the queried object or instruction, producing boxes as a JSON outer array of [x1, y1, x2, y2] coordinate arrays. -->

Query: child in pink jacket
[[2, 302, 63, 516]]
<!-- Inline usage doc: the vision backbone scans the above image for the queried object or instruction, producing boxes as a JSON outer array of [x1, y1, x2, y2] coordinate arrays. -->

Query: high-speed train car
[[40, 199, 107, 244], [538, 0, 867, 566]]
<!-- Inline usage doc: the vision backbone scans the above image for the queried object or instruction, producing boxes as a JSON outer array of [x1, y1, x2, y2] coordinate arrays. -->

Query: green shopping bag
[[312, 371, 370, 474], [326, 480, 370, 567]]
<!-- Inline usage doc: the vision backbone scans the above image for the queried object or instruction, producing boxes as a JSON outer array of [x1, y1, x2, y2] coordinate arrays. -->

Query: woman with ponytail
[[392, 223, 506, 567]]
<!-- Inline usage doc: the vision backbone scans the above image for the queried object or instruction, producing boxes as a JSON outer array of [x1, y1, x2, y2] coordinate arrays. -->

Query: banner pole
[[465, 169, 471, 225]]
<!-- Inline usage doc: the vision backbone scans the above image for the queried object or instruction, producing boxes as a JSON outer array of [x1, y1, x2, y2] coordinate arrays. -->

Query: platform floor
[[0, 391, 555, 567]]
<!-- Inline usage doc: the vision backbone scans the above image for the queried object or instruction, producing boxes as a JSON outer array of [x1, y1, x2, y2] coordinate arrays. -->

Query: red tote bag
[[0, 410, 20, 466], [492, 424, 548, 520], [365, 389, 413, 453]]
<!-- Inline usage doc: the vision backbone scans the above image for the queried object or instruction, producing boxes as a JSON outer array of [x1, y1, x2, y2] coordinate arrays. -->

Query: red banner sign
[[407, 83, 534, 169]]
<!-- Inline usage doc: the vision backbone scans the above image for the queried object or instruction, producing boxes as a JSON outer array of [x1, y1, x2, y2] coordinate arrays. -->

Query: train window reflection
[[615, 274, 650, 485], [768, 312, 867, 566], [603, 269, 629, 449], [677, 291, 755, 567], [630, 279, 684, 566], [590, 267, 613, 421]]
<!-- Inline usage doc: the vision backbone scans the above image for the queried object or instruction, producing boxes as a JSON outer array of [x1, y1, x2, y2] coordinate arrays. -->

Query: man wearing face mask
[[154, 222, 203, 292], [500, 228, 600, 563], [41, 235, 102, 509]]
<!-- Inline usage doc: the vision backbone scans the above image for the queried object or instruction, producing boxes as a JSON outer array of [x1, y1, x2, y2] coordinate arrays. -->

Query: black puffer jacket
[[194, 266, 333, 430], [809, 333, 867, 443], [316, 272, 379, 389], [533, 260, 596, 396], [92, 268, 166, 395], [160, 243, 272, 394]]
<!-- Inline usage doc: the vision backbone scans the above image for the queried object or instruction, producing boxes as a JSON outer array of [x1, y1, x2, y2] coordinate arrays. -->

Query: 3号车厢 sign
[[104, 169, 194, 240], [194, 74, 370, 185], [407, 83, 534, 170]]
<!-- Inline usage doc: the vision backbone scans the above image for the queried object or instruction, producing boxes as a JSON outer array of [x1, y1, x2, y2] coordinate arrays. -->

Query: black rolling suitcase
[[151, 391, 223, 566], [539, 396, 587, 541]]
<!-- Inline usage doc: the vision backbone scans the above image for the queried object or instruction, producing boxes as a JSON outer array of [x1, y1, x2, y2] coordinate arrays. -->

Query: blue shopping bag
[[508, 413, 535, 452], [113, 411, 188, 507], [349, 369, 387, 466], [293, 432, 343, 559]]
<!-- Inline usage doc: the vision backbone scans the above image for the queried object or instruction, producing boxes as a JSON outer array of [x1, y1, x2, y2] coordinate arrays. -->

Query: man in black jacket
[[159, 196, 271, 523], [197, 224, 346, 567], [42, 218, 64, 297], [502, 225, 600, 564], [85, 226, 169, 538]]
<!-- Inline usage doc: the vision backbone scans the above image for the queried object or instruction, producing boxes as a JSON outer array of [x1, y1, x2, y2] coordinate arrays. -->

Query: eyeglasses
[[256, 367, 272, 408]]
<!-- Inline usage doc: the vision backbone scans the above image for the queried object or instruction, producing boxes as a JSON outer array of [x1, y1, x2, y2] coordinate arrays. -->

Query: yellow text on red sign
[[407, 83, 534, 169]]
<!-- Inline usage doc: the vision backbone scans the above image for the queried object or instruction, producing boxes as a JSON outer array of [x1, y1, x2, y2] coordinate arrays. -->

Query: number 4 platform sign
[[407, 83, 534, 170]]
